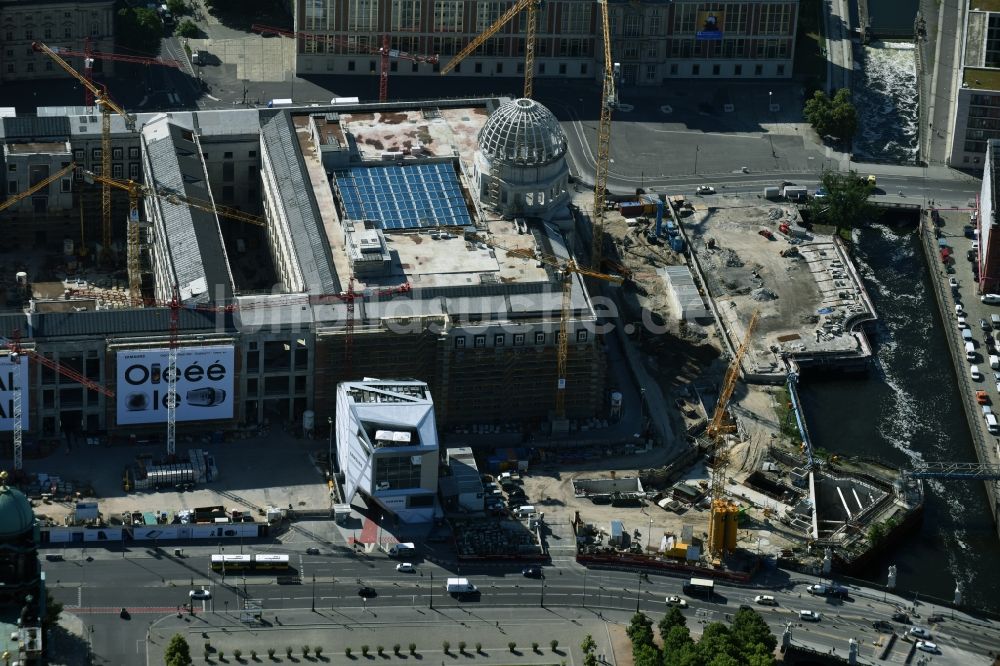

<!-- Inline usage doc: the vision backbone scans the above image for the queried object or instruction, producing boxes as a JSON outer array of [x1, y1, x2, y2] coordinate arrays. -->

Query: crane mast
[[591, 0, 617, 270]]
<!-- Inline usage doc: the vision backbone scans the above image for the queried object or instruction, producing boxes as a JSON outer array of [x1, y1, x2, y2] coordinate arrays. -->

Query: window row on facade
[[453, 329, 588, 349]]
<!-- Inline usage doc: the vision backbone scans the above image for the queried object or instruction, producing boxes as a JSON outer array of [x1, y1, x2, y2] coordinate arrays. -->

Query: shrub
[[508, 642, 516, 653], [267, 648, 276, 659], [442, 640, 450, 654], [345, 647, 353, 658], [286, 647, 293, 658], [234, 648, 243, 661], [532, 642, 539, 653], [303, 646, 311, 657], [218, 650, 226, 661], [175, 18, 198, 37], [377, 646, 384, 656], [250, 650, 257, 661], [361, 645, 370, 657], [551, 640, 559, 652], [458, 641, 466, 654], [475, 643, 482, 654], [408, 643, 417, 655], [316, 647, 324, 658], [393, 644, 401, 655]]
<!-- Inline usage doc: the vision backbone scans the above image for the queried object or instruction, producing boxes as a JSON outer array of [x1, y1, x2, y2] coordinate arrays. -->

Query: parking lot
[[925, 208, 1000, 465]]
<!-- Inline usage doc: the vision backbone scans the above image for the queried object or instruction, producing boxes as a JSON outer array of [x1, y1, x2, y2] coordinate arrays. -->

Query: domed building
[[473, 98, 570, 219], [0, 473, 44, 664]]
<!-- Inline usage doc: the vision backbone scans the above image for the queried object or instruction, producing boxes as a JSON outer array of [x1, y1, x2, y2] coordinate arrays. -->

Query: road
[[42, 543, 1000, 665]]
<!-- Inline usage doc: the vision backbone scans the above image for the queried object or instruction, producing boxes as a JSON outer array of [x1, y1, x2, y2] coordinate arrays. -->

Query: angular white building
[[335, 379, 439, 523]]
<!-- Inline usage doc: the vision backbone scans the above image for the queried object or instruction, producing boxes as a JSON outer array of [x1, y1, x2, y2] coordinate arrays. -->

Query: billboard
[[116, 346, 234, 425], [696, 10, 725, 40], [0, 356, 29, 432]]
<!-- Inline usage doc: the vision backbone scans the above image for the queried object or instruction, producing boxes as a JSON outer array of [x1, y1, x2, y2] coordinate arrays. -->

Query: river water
[[853, 43, 919, 164], [796, 221, 1000, 612]]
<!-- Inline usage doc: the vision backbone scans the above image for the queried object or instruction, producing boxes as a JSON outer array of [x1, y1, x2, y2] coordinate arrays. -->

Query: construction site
[[0, 5, 922, 582]]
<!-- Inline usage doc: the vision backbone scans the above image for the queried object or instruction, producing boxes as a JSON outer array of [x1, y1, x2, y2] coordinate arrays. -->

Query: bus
[[211, 554, 252, 572], [253, 554, 290, 570], [684, 577, 715, 597]]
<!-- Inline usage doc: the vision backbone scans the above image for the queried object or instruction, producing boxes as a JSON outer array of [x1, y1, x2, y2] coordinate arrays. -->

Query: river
[[797, 220, 1000, 612]]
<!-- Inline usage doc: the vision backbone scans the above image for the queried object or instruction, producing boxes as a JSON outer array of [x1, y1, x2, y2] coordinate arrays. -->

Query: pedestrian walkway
[[148, 606, 621, 666]]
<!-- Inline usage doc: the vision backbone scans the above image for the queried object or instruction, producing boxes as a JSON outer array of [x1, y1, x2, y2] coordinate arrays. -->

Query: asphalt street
[[41, 542, 1000, 665]]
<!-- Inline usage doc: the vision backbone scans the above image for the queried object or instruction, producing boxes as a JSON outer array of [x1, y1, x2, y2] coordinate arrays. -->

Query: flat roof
[[964, 67, 1000, 91], [972, 0, 1000, 13]]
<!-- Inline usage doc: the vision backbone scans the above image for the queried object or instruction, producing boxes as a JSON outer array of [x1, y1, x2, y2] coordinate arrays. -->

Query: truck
[[387, 542, 416, 557], [683, 577, 714, 596], [267, 98, 294, 108], [782, 186, 809, 202], [763, 186, 781, 200], [446, 577, 477, 594]]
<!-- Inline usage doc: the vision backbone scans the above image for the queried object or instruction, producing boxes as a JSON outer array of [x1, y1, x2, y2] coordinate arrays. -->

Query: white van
[[514, 505, 536, 518], [982, 294, 1000, 304], [966, 341, 977, 360], [963, 329, 974, 341], [991, 314, 1000, 328], [988, 413, 999, 434], [991, 355, 999, 370]]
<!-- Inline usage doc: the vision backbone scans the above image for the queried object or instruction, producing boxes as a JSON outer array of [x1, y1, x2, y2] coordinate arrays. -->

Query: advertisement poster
[[696, 10, 725, 40], [0, 355, 29, 432], [116, 346, 234, 425]]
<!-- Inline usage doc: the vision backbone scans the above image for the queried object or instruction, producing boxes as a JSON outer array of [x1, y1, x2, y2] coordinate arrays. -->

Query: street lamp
[[327, 416, 334, 474], [635, 571, 642, 612], [583, 568, 588, 608], [540, 578, 546, 608], [768, 91, 777, 159], [311, 574, 316, 612], [694, 145, 700, 175], [429, 571, 434, 609], [646, 517, 653, 552]]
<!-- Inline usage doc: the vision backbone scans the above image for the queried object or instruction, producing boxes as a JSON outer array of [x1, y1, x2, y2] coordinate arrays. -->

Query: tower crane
[[1, 331, 115, 472], [250, 25, 438, 103], [79, 169, 267, 297], [0, 163, 77, 214], [706, 310, 759, 558], [439, 0, 541, 99], [471, 233, 623, 419], [32, 42, 136, 265], [591, 0, 618, 270], [51, 43, 182, 107]]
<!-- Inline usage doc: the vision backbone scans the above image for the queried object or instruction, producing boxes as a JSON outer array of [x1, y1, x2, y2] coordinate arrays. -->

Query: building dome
[[478, 98, 567, 167], [0, 476, 34, 539]]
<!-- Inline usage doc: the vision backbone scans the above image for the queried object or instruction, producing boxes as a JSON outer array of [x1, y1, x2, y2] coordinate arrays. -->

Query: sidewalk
[[148, 606, 623, 665]]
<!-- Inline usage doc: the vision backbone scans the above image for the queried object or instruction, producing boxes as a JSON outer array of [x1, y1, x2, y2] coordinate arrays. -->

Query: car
[[866, 175, 877, 186], [44, 553, 63, 561], [119, 607, 130, 619], [908, 626, 931, 640], [396, 562, 415, 573], [983, 319, 992, 331], [666, 596, 688, 608], [973, 240, 980, 251], [915, 640, 939, 653], [754, 595, 777, 606], [814, 187, 828, 199], [956, 304, 965, 316], [306, 547, 320, 555], [892, 611, 910, 623], [950, 276, 959, 289], [971, 364, 983, 380], [977, 390, 990, 405], [926, 614, 944, 623], [872, 620, 895, 632], [968, 249, 978, 261], [799, 610, 821, 621], [806, 584, 827, 595], [958, 316, 968, 329], [695, 185, 716, 195], [189, 588, 211, 600], [358, 586, 377, 598], [521, 566, 542, 578]]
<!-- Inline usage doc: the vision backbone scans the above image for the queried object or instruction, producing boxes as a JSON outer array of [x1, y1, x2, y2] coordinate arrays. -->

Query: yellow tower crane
[[591, 0, 618, 270], [0, 162, 76, 213], [80, 170, 267, 295], [439, 0, 541, 99], [472, 234, 623, 419], [32, 42, 136, 266], [706, 309, 759, 559]]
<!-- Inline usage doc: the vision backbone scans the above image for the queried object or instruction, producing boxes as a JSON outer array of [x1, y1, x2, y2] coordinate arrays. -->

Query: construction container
[[763, 186, 781, 200], [724, 503, 739, 551], [709, 503, 727, 553]]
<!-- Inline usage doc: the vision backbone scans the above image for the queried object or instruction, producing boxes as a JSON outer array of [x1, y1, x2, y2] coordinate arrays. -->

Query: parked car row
[[957, 286, 1000, 433]]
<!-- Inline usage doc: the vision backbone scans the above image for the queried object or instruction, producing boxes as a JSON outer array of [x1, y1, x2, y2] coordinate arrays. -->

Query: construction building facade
[[293, 0, 797, 83], [0, 97, 607, 448]]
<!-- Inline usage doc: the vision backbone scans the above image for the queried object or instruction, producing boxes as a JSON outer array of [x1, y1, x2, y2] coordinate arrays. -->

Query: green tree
[[696, 623, 740, 665], [808, 169, 879, 232], [661, 626, 698, 666], [581, 635, 597, 655], [175, 19, 199, 37], [164, 633, 193, 666], [658, 606, 687, 638], [233, 648, 243, 661], [44, 591, 63, 629], [115, 6, 163, 55], [803, 87, 857, 142], [730, 607, 777, 659], [166, 0, 186, 15]]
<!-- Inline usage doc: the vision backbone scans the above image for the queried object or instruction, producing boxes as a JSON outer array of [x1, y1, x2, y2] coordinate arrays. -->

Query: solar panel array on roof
[[334, 164, 472, 230]]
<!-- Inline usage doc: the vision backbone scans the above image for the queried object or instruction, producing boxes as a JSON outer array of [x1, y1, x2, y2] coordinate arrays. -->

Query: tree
[[808, 169, 879, 232], [345, 647, 353, 658], [695, 623, 740, 665], [730, 607, 777, 659], [459, 641, 467, 654], [175, 19, 199, 37], [164, 634, 193, 666], [551, 639, 559, 652], [233, 648, 243, 661], [508, 641, 517, 653], [115, 7, 163, 55], [658, 606, 687, 638], [803, 88, 857, 142], [442, 640, 450, 654], [475, 642, 482, 654], [304, 645, 312, 657], [268, 648, 276, 659], [166, 0, 186, 14], [44, 591, 63, 629], [581, 635, 597, 655], [393, 644, 401, 655], [361, 645, 369, 657], [409, 643, 417, 655], [315, 647, 324, 658]]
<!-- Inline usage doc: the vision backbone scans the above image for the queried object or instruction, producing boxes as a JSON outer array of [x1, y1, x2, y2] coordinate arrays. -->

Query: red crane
[[250, 24, 438, 102], [2, 330, 115, 472], [49, 41, 182, 107], [312, 281, 412, 379]]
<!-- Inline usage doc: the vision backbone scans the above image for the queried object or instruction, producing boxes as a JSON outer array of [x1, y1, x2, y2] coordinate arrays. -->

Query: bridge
[[902, 461, 1000, 480]]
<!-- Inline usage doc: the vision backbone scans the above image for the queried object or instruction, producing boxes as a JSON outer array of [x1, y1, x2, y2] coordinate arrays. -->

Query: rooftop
[[963, 67, 1000, 91]]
